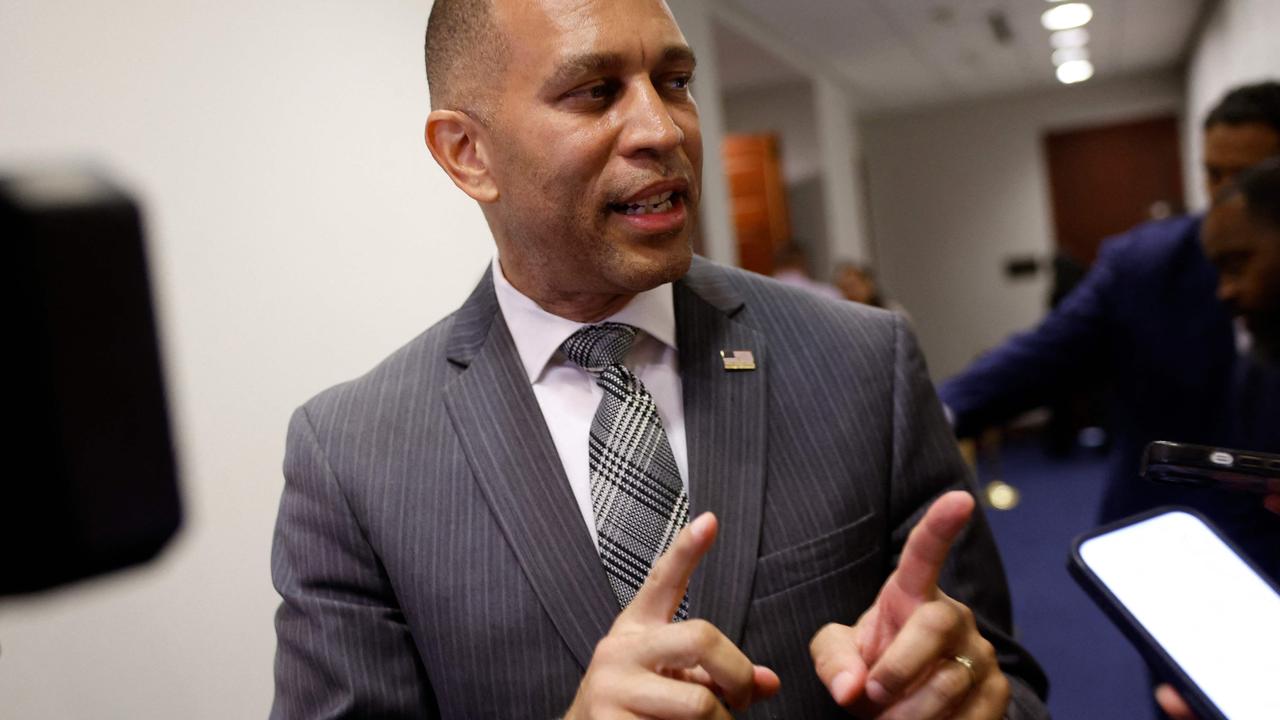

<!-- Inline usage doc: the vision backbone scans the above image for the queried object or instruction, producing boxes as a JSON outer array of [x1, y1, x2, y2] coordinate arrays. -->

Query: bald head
[[424, 0, 508, 118]]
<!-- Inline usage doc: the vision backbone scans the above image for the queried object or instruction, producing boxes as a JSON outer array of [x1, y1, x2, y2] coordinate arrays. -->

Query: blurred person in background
[[938, 81, 1280, 580], [834, 260, 909, 318], [771, 241, 844, 300]]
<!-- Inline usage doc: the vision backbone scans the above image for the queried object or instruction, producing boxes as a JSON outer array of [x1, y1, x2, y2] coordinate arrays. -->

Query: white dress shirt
[[491, 258, 689, 547]]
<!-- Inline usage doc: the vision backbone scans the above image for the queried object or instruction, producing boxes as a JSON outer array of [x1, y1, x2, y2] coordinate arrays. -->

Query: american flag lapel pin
[[720, 349, 756, 371]]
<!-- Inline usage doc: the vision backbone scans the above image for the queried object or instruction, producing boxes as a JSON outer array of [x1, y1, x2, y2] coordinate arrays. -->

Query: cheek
[[681, 121, 703, 169]]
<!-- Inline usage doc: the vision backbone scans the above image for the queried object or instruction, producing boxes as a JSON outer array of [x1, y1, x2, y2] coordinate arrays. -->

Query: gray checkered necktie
[[560, 322, 690, 620]]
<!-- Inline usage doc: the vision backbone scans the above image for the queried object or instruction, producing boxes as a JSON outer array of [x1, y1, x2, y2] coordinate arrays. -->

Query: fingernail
[[832, 671, 856, 702], [866, 679, 891, 704]]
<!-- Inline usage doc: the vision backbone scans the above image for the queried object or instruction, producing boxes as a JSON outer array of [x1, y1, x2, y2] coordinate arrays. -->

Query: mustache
[[607, 167, 696, 204]]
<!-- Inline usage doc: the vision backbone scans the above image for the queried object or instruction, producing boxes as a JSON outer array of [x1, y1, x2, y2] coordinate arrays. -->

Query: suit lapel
[[678, 259, 768, 646], [442, 269, 617, 671]]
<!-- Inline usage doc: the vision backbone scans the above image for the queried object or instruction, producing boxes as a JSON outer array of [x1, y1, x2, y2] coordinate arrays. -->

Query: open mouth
[[609, 190, 682, 216]]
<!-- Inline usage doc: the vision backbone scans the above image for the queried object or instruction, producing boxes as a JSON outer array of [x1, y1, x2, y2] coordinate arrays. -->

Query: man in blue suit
[[939, 81, 1280, 578]]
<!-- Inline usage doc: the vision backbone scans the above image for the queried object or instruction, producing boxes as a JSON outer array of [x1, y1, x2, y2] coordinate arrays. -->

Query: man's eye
[[666, 74, 693, 92], [568, 82, 617, 104]]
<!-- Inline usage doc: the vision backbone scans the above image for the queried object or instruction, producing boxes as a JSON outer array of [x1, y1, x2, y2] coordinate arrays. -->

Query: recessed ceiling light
[[1056, 59, 1095, 84], [1042, 3, 1093, 31], [1050, 28, 1091, 49], [1052, 46, 1090, 66]]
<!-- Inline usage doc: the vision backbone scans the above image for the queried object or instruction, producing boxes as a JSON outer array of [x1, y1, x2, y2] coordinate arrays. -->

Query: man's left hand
[[809, 491, 1010, 718]]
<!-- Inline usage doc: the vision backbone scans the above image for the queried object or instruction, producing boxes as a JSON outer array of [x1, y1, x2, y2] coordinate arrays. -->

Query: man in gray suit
[[271, 1, 1051, 717]]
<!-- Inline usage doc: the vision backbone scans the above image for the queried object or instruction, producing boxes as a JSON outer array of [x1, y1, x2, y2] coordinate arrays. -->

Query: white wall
[[862, 71, 1184, 380], [667, 0, 738, 266], [0, 2, 494, 718], [725, 81, 822, 183], [1183, 0, 1280, 210]]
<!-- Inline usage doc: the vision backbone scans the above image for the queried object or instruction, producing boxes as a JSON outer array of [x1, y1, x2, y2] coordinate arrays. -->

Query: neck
[[496, 259, 635, 323]]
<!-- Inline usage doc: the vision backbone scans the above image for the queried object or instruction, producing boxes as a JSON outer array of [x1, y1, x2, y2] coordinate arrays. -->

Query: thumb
[[810, 622, 869, 708]]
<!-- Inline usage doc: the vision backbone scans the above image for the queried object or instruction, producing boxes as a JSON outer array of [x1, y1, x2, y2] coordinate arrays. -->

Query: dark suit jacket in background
[[940, 216, 1280, 577], [271, 257, 1050, 718]]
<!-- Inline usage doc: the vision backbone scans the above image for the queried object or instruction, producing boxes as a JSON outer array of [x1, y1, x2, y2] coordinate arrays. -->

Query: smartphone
[[1142, 441, 1280, 494], [1069, 508, 1280, 720]]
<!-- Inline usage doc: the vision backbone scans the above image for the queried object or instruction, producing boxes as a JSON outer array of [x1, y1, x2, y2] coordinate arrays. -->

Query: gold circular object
[[951, 654, 978, 686], [984, 480, 1021, 510]]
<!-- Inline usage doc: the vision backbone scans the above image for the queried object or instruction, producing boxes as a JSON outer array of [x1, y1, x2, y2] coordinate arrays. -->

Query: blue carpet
[[978, 437, 1154, 720]]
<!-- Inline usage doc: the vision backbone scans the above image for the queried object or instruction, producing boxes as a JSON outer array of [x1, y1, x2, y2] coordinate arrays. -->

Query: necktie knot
[[560, 322, 639, 372]]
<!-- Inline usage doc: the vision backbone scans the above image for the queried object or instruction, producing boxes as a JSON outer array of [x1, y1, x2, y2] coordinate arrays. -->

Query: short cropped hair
[[424, 0, 508, 118], [1204, 81, 1280, 134]]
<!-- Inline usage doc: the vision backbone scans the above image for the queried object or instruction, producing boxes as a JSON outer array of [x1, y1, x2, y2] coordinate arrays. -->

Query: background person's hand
[[564, 513, 780, 719], [1155, 684, 1198, 719], [809, 491, 1010, 718]]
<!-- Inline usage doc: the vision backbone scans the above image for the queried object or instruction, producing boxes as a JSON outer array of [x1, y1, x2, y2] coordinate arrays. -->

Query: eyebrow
[[540, 45, 697, 94]]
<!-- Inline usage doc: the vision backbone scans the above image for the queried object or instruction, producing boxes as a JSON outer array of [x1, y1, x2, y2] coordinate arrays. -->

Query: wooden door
[[1044, 115, 1184, 265], [722, 133, 791, 275]]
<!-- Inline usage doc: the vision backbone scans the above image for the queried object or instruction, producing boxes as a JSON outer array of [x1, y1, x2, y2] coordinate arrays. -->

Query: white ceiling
[[715, 0, 1207, 112]]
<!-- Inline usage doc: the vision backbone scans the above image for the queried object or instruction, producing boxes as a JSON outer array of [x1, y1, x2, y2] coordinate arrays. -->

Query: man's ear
[[425, 110, 499, 203]]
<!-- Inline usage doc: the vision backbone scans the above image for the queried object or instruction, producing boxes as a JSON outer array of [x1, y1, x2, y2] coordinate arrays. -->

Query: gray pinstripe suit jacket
[[271, 257, 1050, 718]]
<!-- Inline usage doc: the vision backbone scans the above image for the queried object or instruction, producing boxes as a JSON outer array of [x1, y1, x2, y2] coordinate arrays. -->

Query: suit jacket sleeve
[[889, 314, 1051, 718], [938, 237, 1125, 438], [270, 405, 437, 719]]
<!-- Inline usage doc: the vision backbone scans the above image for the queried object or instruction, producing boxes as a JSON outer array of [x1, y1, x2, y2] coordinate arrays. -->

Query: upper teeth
[[621, 191, 675, 215]]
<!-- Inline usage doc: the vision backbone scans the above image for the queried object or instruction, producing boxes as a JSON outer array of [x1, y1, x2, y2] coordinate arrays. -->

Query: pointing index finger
[[622, 512, 717, 624], [889, 491, 975, 601]]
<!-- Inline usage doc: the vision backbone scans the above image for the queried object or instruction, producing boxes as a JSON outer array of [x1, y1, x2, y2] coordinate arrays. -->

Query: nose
[[1217, 277, 1239, 308], [616, 78, 683, 158]]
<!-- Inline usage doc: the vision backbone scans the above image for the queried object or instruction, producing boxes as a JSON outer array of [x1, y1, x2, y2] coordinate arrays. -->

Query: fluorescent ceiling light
[[1052, 46, 1090, 66], [1042, 3, 1093, 31], [1050, 28, 1090, 49], [1056, 59, 1095, 84]]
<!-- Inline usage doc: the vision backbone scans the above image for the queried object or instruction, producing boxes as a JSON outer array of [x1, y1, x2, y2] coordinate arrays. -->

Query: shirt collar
[[491, 255, 677, 383]]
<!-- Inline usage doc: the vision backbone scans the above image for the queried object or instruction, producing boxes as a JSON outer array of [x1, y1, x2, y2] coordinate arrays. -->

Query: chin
[[613, 241, 693, 292]]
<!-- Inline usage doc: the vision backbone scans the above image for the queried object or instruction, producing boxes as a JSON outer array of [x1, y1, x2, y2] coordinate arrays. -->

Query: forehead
[[1204, 123, 1280, 166], [496, 0, 688, 73]]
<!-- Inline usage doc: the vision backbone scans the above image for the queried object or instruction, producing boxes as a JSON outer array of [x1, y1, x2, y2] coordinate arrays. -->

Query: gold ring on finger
[[951, 654, 978, 686]]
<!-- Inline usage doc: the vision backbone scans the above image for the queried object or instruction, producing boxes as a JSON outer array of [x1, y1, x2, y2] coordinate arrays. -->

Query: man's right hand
[[564, 513, 781, 719]]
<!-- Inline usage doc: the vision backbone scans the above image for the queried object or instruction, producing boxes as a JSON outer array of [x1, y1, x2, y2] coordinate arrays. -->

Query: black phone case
[[1142, 440, 1280, 493], [1067, 506, 1280, 720]]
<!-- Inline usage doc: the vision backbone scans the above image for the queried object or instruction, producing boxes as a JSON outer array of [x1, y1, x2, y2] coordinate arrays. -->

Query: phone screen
[[1078, 511, 1280, 720]]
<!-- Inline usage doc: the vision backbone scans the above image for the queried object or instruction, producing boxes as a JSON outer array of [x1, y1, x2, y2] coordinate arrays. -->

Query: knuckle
[[809, 624, 834, 654], [683, 685, 720, 718], [593, 632, 637, 666], [687, 619, 719, 650], [918, 601, 959, 634], [875, 658, 911, 693], [978, 639, 998, 667], [809, 622, 846, 655], [592, 635, 621, 662]]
